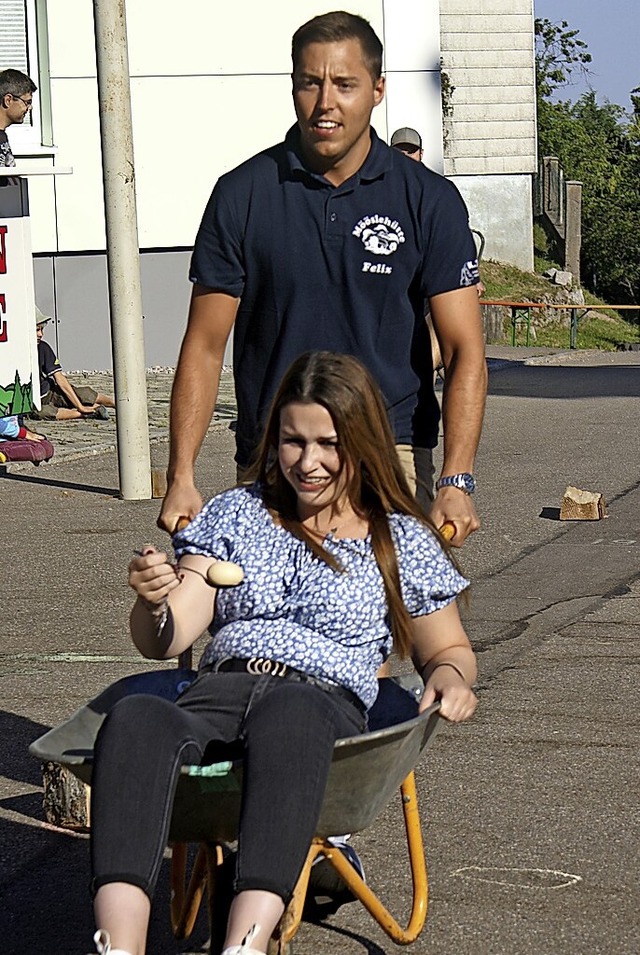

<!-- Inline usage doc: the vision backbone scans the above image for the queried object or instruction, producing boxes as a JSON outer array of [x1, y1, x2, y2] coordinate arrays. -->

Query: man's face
[[292, 39, 384, 186], [3, 92, 33, 126], [393, 144, 422, 163]]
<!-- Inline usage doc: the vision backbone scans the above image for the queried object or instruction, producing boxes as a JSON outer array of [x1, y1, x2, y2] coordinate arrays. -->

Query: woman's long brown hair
[[246, 352, 456, 658]]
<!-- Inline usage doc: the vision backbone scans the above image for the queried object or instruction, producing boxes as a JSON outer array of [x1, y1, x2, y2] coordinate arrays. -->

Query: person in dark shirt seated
[[27, 307, 115, 422]]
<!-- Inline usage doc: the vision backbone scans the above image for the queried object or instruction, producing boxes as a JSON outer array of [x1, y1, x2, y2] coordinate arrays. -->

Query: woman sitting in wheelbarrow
[[88, 351, 478, 955]]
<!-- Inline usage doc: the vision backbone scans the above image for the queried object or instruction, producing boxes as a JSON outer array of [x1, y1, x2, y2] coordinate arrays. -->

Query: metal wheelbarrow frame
[[30, 669, 441, 953]]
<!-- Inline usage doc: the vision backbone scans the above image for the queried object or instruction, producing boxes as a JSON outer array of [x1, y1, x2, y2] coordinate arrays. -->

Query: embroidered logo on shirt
[[460, 259, 480, 286], [352, 214, 405, 256]]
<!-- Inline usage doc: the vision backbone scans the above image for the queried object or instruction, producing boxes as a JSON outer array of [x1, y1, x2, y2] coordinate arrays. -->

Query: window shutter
[[0, 0, 29, 75]]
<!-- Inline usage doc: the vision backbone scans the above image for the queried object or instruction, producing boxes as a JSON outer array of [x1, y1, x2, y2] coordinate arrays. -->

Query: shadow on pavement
[[0, 711, 53, 787], [0, 470, 119, 496], [311, 922, 388, 953], [539, 507, 561, 521], [0, 813, 210, 954], [488, 361, 640, 399]]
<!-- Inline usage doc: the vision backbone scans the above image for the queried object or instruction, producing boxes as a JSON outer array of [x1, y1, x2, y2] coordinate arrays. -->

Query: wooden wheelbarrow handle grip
[[439, 521, 456, 542]]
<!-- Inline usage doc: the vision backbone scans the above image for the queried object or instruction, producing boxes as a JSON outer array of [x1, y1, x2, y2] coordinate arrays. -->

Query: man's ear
[[373, 75, 385, 107], [0, 94, 9, 110]]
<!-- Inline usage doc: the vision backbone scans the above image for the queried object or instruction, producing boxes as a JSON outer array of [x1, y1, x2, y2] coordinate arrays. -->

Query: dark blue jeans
[[90, 671, 365, 903]]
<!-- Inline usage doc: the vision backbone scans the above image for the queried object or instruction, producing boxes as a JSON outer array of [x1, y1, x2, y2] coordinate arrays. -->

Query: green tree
[[534, 17, 591, 100], [535, 18, 640, 305]]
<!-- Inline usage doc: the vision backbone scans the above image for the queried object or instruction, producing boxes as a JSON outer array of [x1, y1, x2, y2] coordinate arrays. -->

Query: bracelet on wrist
[[139, 595, 168, 616], [139, 596, 170, 636], [423, 661, 468, 684]]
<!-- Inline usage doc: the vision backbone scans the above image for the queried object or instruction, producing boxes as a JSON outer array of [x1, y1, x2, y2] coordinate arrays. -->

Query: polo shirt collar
[[283, 124, 392, 187]]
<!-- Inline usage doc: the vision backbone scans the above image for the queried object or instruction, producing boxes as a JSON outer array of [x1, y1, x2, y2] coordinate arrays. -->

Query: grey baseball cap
[[35, 305, 52, 326], [390, 127, 422, 149]]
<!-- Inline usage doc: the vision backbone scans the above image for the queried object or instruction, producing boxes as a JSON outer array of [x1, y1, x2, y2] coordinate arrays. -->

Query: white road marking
[[451, 865, 582, 889]]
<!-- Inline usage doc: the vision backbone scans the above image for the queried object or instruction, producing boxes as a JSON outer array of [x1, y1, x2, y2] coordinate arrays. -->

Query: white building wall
[[6, 0, 537, 366], [439, 0, 537, 270], [15, 0, 448, 368], [35, 0, 443, 255]]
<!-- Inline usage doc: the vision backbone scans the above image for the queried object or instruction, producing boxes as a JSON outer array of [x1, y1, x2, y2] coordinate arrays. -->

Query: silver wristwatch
[[435, 473, 476, 495]]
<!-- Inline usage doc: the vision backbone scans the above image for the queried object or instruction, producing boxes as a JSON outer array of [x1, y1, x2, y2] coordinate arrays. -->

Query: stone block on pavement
[[560, 485, 607, 521]]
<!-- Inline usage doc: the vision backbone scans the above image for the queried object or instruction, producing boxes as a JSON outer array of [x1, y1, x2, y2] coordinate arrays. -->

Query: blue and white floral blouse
[[173, 484, 468, 709]]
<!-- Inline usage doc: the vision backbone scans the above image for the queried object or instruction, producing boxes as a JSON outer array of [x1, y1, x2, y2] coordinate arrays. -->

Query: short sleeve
[[391, 514, 469, 616], [39, 341, 63, 379], [172, 486, 258, 561], [421, 178, 479, 298], [189, 177, 246, 297]]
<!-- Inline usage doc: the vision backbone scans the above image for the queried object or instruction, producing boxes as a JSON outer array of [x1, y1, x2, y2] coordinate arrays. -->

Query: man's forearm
[[440, 351, 487, 475], [158, 288, 239, 532], [167, 343, 222, 484]]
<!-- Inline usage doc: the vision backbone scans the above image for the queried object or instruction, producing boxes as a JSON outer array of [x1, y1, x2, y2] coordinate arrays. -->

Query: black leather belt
[[209, 656, 366, 716]]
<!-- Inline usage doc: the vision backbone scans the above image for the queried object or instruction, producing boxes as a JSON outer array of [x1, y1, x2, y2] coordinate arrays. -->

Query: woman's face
[[278, 401, 350, 515]]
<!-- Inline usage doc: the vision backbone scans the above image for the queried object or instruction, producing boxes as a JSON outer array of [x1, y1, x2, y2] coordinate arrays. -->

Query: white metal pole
[[93, 0, 151, 499]]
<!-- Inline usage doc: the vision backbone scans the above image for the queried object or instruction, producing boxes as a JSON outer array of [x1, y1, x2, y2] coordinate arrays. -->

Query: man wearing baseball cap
[[390, 126, 423, 161]]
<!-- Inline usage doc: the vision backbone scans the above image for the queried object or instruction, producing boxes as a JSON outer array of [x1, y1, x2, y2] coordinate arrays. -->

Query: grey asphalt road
[[1, 349, 639, 954]]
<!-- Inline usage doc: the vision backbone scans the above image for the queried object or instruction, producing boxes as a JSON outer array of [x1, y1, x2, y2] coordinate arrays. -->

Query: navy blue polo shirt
[[190, 126, 479, 467]]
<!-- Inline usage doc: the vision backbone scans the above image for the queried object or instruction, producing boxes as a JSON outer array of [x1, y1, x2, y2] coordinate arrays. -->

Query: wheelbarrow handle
[[439, 521, 456, 542]]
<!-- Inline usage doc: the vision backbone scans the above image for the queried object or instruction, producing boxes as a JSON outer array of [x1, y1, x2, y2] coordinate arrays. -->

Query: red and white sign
[[0, 178, 40, 416]]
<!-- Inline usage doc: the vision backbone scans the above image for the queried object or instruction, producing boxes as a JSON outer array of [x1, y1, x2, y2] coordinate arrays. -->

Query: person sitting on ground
[[26, 307, 115, 422], [86, 351, 477, 955], [0, 414, 54, 464]]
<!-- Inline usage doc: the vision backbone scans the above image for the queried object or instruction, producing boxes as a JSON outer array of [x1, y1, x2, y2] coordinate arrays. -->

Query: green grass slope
[[480, 260, 640, 350]]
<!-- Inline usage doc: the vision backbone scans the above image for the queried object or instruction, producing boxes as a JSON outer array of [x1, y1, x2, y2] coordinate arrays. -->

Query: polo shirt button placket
[[326, 198, 342, 239]]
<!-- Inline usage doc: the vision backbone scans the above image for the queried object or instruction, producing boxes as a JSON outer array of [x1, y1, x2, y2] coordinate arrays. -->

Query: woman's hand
[[420, 665, 477, 722], [128, 545, 182, 607]]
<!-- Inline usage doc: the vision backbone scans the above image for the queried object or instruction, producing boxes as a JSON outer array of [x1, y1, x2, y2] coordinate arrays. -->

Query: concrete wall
[[439, 0, 536, 270], [452, 174, 534, 272], [33, 250, 195, 371], [20, 0, 443, 255]]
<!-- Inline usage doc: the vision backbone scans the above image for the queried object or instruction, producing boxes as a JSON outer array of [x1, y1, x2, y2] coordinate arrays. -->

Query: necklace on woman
[[303, 510, 366, 540]]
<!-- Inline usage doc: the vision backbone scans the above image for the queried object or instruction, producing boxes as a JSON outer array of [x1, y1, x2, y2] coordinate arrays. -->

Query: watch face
[[438, 473, 476, 494], [461, 473, 476, 494]]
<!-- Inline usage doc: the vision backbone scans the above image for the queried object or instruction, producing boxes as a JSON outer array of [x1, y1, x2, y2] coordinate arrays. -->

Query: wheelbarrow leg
[[300, 770, 429, 944], [268, 845, 320, 954], [170, 841, 209, 939]]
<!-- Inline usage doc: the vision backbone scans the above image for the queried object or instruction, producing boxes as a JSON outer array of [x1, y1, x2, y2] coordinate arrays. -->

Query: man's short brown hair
[[292, 11, 383, 83]]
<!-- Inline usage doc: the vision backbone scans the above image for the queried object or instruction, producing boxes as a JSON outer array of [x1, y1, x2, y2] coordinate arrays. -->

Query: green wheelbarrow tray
[[29, 668, 440, 840], [30, 669, 442, 949]]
